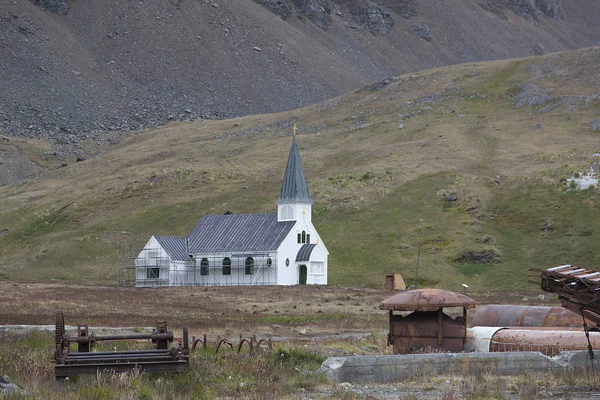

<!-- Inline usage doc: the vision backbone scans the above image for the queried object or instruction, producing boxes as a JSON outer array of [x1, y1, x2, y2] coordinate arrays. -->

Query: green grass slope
[[1, 48, 599, 290]]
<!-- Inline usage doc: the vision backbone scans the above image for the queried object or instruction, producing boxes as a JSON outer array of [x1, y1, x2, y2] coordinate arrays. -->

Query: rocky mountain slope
[[1, 0, 599, 149]]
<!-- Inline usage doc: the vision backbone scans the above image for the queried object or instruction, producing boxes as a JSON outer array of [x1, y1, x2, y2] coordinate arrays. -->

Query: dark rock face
[[535, 0, 564, 19], [29, 0, 70, 15], [479, 0, 564, 22], [532, 44, 545, 55], [356, 77, 394, 93], [351, 6, 393, 34], [294, 0, 331, 29], [412, 23, 432, 41], [506, 0, 540, 23], [252, 0, 293, 19], [378, 0, 416, 19], [479, 1, 508, 19]]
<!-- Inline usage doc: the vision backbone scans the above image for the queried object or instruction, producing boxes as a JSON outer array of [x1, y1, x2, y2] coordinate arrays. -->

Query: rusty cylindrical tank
[[471, 305, 582, 328], [466, 327, 600, 356]]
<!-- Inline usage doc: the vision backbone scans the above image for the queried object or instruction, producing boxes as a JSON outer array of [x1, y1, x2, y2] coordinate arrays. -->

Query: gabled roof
[[188, 213, 295, 254], [296, 244, 317, 262], [276, 135, 313, 205], [154, 236, 189, 262]]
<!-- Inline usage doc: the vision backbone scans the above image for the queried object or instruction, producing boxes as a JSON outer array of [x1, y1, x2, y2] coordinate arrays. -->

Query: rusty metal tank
[[471, 305, 582, 328], [466, 326, 600, 356]]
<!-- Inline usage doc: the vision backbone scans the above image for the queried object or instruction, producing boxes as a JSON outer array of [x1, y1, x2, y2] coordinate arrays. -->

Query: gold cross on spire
[[293, 124, 297, 136]]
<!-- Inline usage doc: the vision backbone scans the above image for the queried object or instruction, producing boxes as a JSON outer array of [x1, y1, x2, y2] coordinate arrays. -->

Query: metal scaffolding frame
[[118, 237, 277, 287]]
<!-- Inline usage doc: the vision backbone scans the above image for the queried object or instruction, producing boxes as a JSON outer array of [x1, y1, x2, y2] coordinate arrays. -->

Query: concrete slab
[[319, 351, 600, 383]]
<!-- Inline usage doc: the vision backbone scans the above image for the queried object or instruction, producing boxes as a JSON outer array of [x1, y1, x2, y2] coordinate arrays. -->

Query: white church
[[134, 134, 328, 287]]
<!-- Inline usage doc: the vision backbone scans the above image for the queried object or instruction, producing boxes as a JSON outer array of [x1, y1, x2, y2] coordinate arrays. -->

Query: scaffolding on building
[[117, 235, 278, 287]]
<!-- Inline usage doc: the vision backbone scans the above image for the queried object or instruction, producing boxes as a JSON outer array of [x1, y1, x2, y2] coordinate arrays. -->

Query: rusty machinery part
[[54, 312, 189, 380], [191, 334, 273, 353], [471, 305, 583, 328], [55, 312, 67, 361], [536, 265, 600, 328], [216, 338, 234, 353]]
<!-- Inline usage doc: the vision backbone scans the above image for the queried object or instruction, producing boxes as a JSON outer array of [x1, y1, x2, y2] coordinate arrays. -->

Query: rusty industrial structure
[[380, 288, 475, 354], [471, 305, 583, 328], [54, 313, 189, 380], [537, 264, 600, 328]]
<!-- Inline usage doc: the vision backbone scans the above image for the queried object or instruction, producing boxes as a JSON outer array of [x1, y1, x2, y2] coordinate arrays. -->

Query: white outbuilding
[[134, 135, 328, 287]]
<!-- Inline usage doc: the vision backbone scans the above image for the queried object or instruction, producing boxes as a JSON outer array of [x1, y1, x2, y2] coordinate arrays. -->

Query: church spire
[[276, 134, 313, 205]]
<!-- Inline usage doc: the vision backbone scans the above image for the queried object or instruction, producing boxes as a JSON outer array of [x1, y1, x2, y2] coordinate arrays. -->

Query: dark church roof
[[154, 236, 189, 261], [276, 135, 313, 205], [295, 244, 317, 262], [188, 213, 295, 254]]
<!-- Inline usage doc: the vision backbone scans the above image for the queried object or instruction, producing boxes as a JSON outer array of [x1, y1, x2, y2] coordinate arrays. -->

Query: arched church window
[[267, 258, 272, 267], [302, 231, 306, 244], [306, 234, 310, 244], [245, 257, 254, 275], [200, 258, 209, 276], [222, 258, 231, 276], [297, 233, 301, 243]]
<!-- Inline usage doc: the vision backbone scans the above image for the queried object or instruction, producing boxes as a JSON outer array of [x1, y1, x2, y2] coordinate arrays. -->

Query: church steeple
[[277, 132, 313, 222], [276, 134, 313, 205]]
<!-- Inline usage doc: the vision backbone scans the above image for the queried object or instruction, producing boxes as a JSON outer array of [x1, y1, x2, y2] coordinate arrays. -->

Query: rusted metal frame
[[54, 312, 189, 380], [191, 334, 272, 353], [215, 338, 234, 353], [55, 360, 189, 378], [437, 308, 443, 347]]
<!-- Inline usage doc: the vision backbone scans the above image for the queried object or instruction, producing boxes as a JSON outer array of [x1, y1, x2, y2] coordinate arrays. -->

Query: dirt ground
[[0, 281, 554, 337]]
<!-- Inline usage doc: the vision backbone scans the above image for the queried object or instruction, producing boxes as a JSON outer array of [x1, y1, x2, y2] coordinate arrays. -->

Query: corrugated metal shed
[[154, 236, 189, 261], [295, 244, 316, 262], [188, 213, 295, 253], [276, 135, 313, 205]]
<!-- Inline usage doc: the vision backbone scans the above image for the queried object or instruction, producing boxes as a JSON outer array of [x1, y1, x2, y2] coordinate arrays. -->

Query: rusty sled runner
[[54, 312, 189, 380]]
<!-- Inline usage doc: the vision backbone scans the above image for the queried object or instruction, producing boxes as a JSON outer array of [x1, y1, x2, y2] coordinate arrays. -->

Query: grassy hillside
[[1, 48, 599, 290]]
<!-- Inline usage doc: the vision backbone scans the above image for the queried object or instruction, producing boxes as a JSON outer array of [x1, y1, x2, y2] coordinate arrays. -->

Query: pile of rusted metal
[[537, 264, 600, 328], [54, 312, 189, 380]]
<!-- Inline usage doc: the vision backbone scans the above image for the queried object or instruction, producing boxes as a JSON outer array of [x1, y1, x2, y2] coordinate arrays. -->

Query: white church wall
[[276, 232, 301, 285], [187, 253, 277, 286], [135, 236, 174, 287], [306, 244, 328, 285]]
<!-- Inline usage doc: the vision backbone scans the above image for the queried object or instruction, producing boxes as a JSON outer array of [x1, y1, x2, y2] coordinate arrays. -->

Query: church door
[[299, 265, 307, 285]]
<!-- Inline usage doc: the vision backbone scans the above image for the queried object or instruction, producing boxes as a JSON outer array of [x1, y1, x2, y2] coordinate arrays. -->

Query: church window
[[200, 258, 209, 276], [306, 234, 310, 244], [267, 258, 272, 267], [297, 233, 301, 243], [281, 205, 294, 220], [245, 257, 254, 275], [222, 258, 231, 275], [147, 267, 159, 279], [301, 231, 306, 244]]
